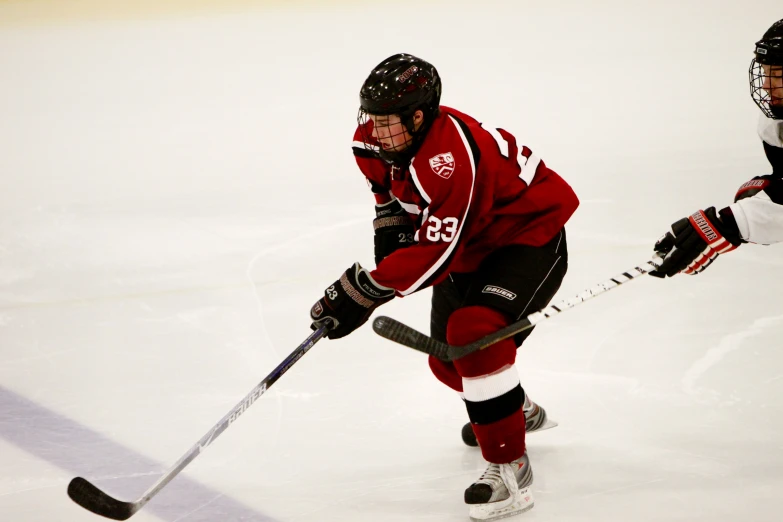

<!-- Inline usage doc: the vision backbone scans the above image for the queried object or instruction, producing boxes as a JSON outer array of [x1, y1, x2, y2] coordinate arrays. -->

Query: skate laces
[[500, 464, 520, 496], [477, 463, 504, 489], [477, 463, 520, 497], [474, 462, 520, 510]]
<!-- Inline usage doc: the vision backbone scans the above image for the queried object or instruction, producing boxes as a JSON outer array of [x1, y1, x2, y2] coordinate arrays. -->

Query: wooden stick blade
[[67, 477, 139, 520]]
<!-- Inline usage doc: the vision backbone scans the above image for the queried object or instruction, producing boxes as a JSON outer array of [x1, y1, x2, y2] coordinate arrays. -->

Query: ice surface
[[1, 1, 781, 521]]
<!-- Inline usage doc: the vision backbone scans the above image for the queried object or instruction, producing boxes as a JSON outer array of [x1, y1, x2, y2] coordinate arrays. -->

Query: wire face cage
[[356, 108, 416, 164], [750, 59, 783, 119]]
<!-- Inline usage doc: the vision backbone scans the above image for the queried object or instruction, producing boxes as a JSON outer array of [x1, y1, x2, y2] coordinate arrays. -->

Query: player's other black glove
[[649, 207, 743, 278], [373, 200, 415, 265], [310, 262, 395, 339]]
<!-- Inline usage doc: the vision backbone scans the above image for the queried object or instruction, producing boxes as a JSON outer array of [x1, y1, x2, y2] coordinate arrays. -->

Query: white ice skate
[[464, 452, 534, 521]]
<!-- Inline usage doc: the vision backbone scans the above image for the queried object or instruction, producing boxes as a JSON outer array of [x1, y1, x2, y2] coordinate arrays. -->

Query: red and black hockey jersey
[[352, 106, 579, 296]]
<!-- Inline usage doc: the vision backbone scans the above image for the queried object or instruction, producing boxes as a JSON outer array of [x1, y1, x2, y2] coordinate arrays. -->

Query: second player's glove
[[373, 200, 415, 265], [310, 262, 395, 339], [649, 207, 743, 278]]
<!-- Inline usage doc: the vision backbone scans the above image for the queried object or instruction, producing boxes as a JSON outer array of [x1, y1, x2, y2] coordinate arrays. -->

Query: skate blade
[[468, 487, 534, 521]]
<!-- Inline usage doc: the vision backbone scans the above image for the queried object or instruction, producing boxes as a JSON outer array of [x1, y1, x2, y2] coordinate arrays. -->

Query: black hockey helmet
[[358, 53, 442, 164], [749, 19, 783, 119]]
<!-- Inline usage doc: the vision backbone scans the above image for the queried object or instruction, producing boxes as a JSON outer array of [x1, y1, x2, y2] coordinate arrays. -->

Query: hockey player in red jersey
[[309, 53, 579, 520], [650, 19, 783, 277]]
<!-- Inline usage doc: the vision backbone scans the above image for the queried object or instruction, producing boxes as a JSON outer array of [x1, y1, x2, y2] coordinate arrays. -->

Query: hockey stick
[[67, 321, 332, 520], [372, 257, 661, 362]]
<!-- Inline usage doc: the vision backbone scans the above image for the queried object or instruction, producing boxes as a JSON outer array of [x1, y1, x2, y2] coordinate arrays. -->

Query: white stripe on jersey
[[414, 206, 431, 243], [462, 364, 520, 402], [485, 126, 509, 157], [482, 123, 540, 186], [409, 163, 432, 204], [730, 191, 783, 245], [399, 114, 476, 296], [519, 151, 541, 186], [353, 140, 379, 152]]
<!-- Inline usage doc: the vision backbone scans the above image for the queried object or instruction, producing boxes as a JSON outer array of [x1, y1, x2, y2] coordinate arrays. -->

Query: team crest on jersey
[[429, 152, 455, 179]]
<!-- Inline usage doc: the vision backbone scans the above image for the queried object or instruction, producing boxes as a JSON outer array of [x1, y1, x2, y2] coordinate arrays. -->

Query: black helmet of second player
[[750, 19, 783, 119], [358, 53, 442, 165]]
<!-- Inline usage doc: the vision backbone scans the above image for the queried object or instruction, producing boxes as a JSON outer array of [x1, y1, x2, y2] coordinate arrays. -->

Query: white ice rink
[[1, 1, 782, 521]]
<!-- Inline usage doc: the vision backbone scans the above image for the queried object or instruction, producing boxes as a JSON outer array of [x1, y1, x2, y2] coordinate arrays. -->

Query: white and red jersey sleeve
[[369, 114, 479, 295], [727, 116, 783, 245]]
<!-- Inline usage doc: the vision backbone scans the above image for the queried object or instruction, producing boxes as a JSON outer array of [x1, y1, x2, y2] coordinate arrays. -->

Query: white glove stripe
[[683, 246, 719, 274]]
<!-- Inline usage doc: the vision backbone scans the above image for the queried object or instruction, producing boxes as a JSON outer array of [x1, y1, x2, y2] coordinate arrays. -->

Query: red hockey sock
[[428, 356, 463, 392], [448, 307, 516, 378], [447, 306, 526, 463], [472, 409, 526, 463]]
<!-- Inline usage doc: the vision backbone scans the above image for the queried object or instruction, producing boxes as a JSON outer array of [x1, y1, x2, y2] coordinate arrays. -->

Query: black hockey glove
[[310, 262, 395, 339], [649, 207, 742, 278], [373, 200, 415, 265]]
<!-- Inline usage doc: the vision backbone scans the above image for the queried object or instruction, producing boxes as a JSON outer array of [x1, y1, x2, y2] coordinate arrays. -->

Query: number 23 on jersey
[[425, 216, 459, 242]]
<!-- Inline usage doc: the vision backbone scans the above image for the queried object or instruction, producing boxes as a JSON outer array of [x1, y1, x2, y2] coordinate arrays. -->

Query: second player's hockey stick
[[67, 321, 332, 520], [373, 257, 661, 362]]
